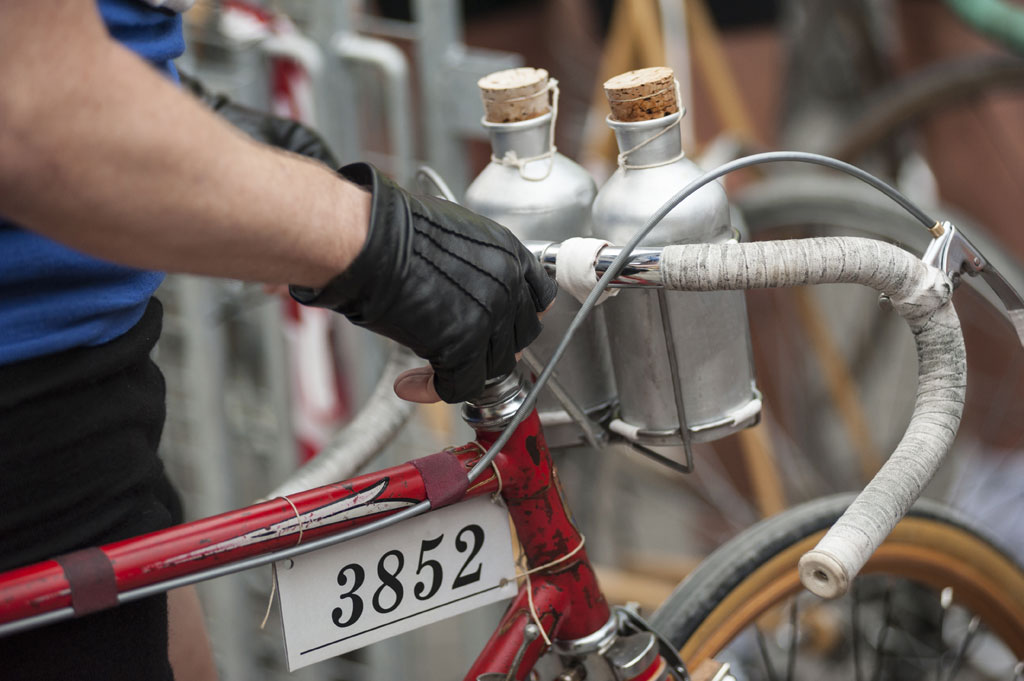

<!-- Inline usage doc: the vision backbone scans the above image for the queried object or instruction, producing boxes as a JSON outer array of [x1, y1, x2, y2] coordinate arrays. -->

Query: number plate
[[275, 496, 518, 670]]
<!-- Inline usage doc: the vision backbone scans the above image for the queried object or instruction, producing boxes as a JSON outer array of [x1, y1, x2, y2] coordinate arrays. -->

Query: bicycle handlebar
[[527, 241, 665, 288], [534, 236, 966, 598]]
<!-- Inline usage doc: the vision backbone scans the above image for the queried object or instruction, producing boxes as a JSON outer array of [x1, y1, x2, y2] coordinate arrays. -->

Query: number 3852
[[332, 524, 486, 628]]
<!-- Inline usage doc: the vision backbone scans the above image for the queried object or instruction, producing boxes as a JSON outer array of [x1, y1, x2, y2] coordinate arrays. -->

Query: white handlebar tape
[[660, 237, 966, 598], [556, 237, 620, 306]]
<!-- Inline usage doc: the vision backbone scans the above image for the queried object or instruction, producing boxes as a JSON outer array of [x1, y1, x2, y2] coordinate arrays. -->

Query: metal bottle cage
[[423, 150, 1024, 480]]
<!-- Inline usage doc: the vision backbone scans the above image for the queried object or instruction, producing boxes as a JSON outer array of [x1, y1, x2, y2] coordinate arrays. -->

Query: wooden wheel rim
[[681, 517, 1024, 667]]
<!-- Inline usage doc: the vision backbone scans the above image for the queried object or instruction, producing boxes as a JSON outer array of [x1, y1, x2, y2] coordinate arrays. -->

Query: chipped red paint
[[0, 444, 492, 624], [465, 411, 611, 680]]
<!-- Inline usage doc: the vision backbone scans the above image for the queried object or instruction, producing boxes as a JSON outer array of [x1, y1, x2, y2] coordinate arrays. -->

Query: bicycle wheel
[[650, 494, 1024, 678], [827, 54, 1024, 163]]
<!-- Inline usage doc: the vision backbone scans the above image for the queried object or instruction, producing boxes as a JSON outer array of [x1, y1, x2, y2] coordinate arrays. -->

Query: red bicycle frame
[[0, 408, 667, 680]]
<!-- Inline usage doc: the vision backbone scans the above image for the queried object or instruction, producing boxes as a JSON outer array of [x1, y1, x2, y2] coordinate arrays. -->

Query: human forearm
[[0, 2, 366, 287], [0, 2, 561, 404]]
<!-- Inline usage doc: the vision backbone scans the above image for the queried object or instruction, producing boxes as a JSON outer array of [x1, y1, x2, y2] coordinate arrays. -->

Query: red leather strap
[[411, 450, 469, 509], [55, 547, 118, 616]]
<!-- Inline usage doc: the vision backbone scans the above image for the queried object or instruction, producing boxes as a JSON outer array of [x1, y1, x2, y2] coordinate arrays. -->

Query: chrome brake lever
[[923, 221, 1024, 348]]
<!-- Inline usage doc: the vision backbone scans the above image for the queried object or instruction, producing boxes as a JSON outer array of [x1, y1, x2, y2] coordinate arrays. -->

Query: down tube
[[0, 444, 495, 628], [466, 411, 611, 680]]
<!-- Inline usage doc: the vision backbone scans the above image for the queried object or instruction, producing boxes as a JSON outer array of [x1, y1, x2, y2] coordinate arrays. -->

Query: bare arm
[[0, 1, 367, 288]]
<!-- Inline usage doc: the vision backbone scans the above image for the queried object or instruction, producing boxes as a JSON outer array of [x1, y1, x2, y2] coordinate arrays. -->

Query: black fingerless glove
[[290, 163, 557, 404]]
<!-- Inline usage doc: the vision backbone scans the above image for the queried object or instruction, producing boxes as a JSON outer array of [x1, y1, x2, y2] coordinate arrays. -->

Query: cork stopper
[[478, 68, 550, 123], [603, 66, 678, 122]]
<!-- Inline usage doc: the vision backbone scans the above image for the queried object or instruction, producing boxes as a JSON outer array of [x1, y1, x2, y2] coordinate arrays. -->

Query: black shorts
[[0, 298, 181, 681]]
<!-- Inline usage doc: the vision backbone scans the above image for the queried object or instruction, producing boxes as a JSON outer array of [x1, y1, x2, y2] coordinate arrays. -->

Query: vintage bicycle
[[2, 152, 1024, 680]]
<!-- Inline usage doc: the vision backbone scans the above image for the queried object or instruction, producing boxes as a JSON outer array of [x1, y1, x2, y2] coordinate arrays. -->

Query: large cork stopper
[[604, 66, 678, 122], [478, 67, 551, 123]]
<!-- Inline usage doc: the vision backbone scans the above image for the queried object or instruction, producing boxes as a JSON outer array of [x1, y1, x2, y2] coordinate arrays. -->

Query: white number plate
[[275, 496, 518, 671]]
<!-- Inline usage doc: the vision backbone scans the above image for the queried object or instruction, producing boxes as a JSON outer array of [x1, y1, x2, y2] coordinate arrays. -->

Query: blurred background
[[158, 0, 1024, 678]]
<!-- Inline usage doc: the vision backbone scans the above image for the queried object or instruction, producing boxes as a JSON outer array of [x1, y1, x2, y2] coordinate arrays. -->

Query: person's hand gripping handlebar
[[291, 163, 557, 404]]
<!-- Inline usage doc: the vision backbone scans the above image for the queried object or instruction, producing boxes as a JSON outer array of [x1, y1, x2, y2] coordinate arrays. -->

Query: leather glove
[[179, 70, 337, 166], [290, 163, 558, 404]]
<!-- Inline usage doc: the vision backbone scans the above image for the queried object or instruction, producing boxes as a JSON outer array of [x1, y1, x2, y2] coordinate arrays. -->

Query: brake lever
[[923, 221, 1024, 348]]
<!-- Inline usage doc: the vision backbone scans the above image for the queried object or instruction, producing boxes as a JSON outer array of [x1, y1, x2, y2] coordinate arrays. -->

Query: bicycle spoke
[[938, 587, 953, 679], [786, 598, 798, 681], [868, 586, 894, 681], [942, 615, 980, 681], [883, 588, 945, 667], [755, 623, 781, 681]]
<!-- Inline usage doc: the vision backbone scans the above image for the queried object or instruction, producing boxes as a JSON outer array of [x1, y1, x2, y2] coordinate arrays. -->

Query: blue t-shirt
[[0, 0, 184, 365]]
